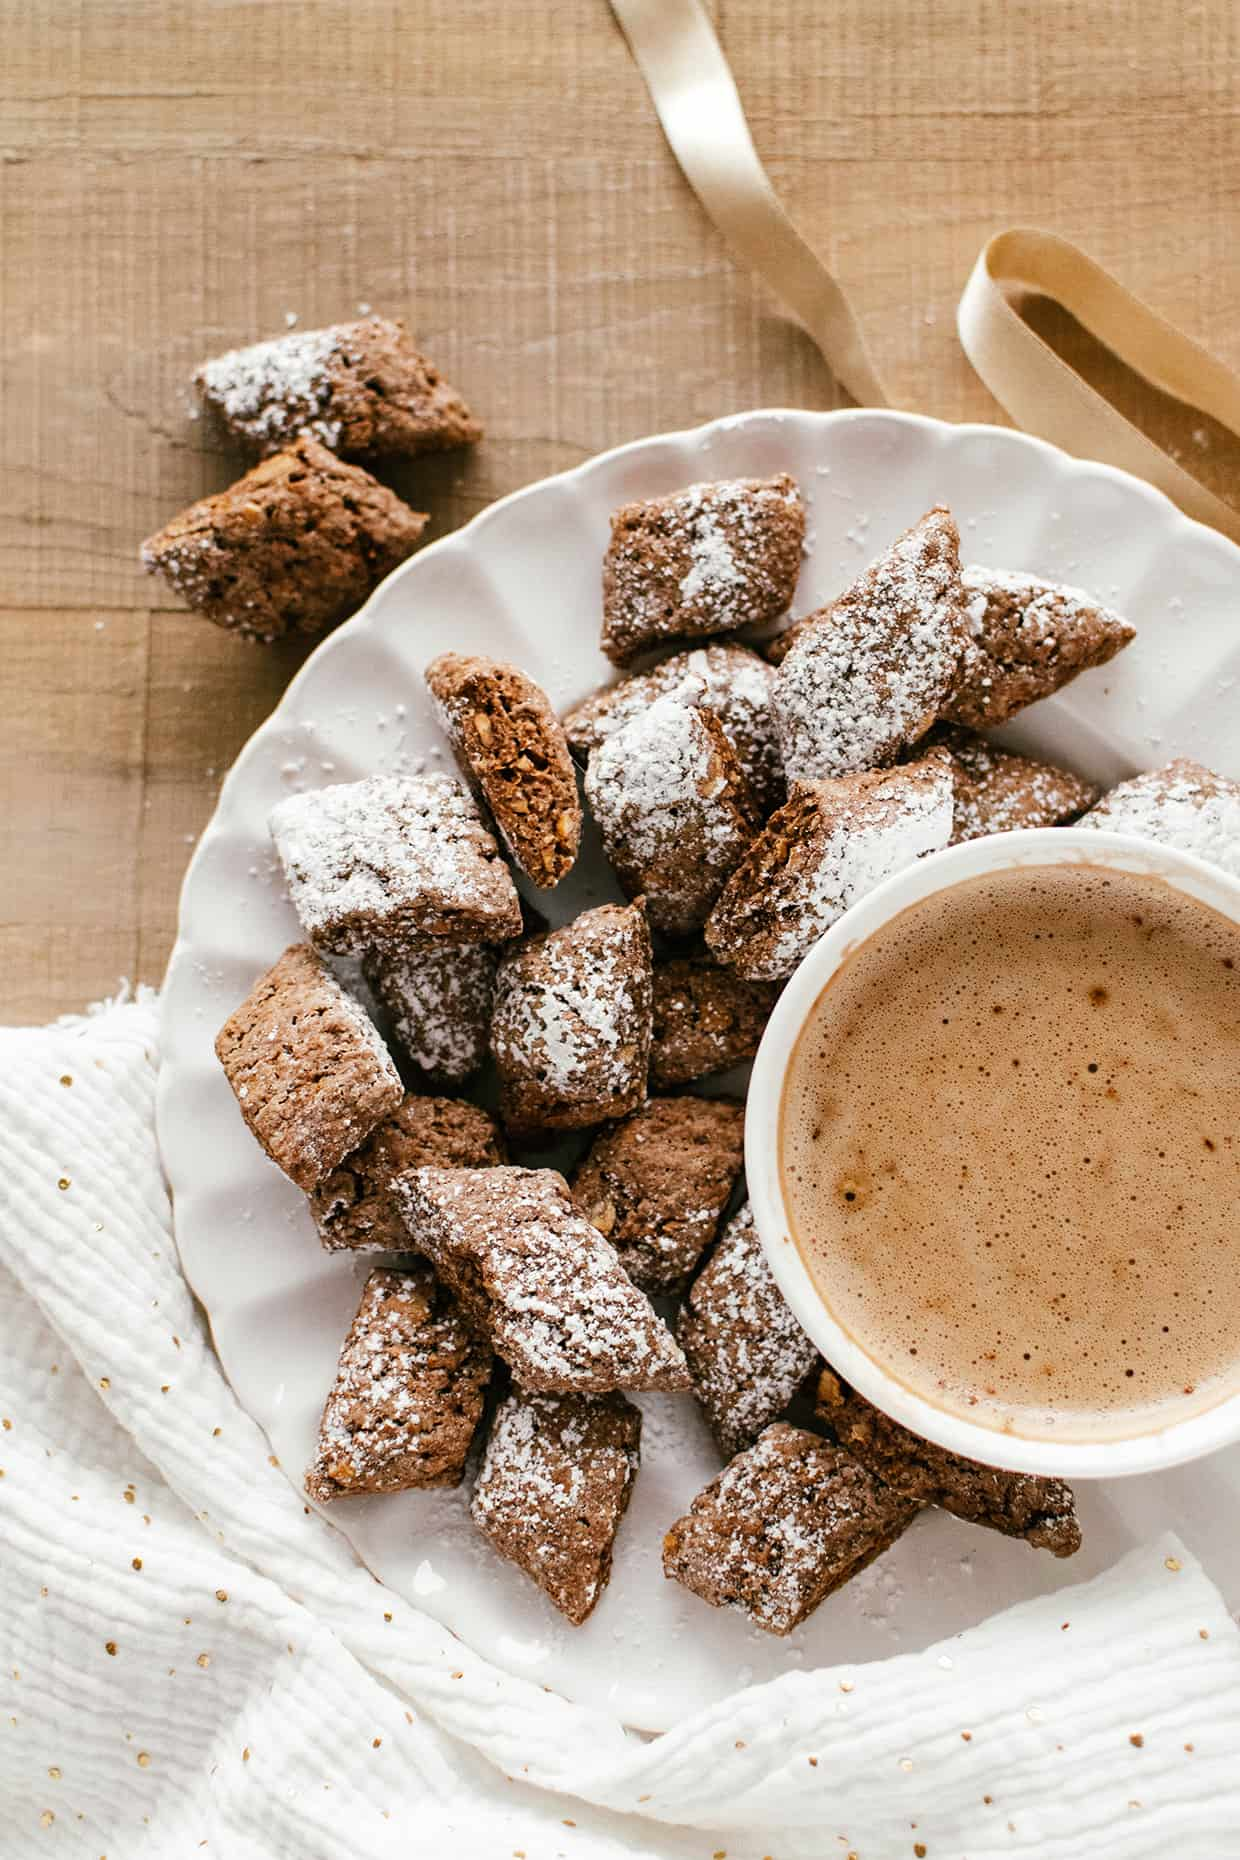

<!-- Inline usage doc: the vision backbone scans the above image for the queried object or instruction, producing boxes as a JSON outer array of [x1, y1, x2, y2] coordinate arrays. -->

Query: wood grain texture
[[3, 0, 1240, 1019]]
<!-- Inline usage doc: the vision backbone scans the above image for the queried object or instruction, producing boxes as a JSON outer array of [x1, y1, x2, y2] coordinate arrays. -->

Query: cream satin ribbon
[[609, 0, 1240, 545]]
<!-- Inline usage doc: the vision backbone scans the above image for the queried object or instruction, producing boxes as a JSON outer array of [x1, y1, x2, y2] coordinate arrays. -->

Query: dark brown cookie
[[215, 943, 402, 1192], [814, 1369, 1081, 1557], [650, 957, 779, 1089], [310, 1094, 506, 1252], [601, 475, 805, 664], [139, 436, 426, 641], [1079, 758, 1240, 879], [470, 1389, 641, 1625], [196, 315, 481, 460], [305, 1265, 491, 1500], [572, 1095, 746, 1294], [425, 652, 581, 889], [704, 754, 955, 980], [680, 1202, 819, 1459], [773, 507, 968, 779], [584, 691, 757, 937], [564, 643, 784, 818], [489, 901, 653, 1139], [930, 725, 1099, 843], [662, 1423, 919, 1635], [944, 566, 1136, 729], [363, 942, 497, 1084], [392, 1165, 691, 1393], [269, 771, 523, 955]]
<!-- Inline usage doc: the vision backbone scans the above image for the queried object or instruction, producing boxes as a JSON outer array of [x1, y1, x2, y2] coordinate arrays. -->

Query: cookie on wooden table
[[489, 901, 653, 1138], [310, 1094, 505, 1253], [814, 1369, 1081, 1556], [584, 689, 757, 937], [773, 507, 968, 780], [662, 1422, 919, 1636], [197, 315, 481, 461], [649, 956, 779, 1090], [215, 943, 402, 1193], [931, 725, 1099, 843], [305, 1265, 491, 1501], [572, 1095, 746, 1295], [392, 1165, 691, 1393], [471, 1389, 642, 1625], [363, 942, 497, 1085], [704, 753, 955, 980], [564, 642, 785, 818], [140, 437, 426, 641], [1077, 757, 1240, 879], [270, 771, 522, 956], [601, 474, 805, 665], [679, 1202, 819, 1459], [425, 652, 581, 888], [944, 566, 1136, 729]]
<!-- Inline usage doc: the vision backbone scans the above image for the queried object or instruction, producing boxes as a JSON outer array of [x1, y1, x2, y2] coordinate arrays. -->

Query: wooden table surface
[[4, 0, 1240, 1022]]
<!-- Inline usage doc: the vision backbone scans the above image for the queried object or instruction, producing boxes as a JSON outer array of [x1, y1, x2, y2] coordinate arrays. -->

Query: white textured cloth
[[2, 995, 1240, 1859]]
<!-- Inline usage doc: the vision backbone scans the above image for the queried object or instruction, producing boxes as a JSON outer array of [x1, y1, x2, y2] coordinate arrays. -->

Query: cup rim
[[744, 825, 1240, 1481]]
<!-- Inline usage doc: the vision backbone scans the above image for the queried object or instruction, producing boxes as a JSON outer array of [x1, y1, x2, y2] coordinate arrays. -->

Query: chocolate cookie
[[572, 1095, 746, 1294], [363, 941, 498, 1084], [140, 436, 426, 641], [215, 943, 402, 1192], [773, 507, 968, 779], [601, 475, 805, 664], [471, 1389, 641, 1625], [196, 314, 481, 460], [425, 652, 581, 888], [663, 1423, 919, 1635], [931, 725, 1099, 843], [704, 753, 955, 980], [564, 643, 784, 818], [489, 901, 653, 1138], [310, 1094, 505, 1252], [649, 956, 779, 1090], [814, 1369, 1081, 1556], [270, 771, 522, 955], [1079, 758, 1240, 879], [392, 1165, 691, 1393], [305, 1265, 491, 1500], [945, 566, 1136, 729], [584, 690, 756, 936], [679, 1202, 819, 1458]]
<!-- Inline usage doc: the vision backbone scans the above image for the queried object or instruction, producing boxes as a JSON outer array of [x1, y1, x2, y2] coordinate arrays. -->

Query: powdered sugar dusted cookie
[[196, 315, 481, 460], [425, 652, 581, 888], [944, 565, 1136, 729], [363, 942, 497, 1084], [704, 753, 955, 979], [679, 1202, 819, 1459], [489, 901, 653, 1137], [650, 956, 779, 1090], [1078, 758, 1240, 878], [270, 772, 522, 955], [564, 643, 784, 817], [305, 1265, 491, 1501], [310, 1094, 505, 1252], [584, 689, 757, 936], [140, 437, 426, 642], [215, 943, 402, 1192], [662, 1423, 918, 1635], [392, 1166, 691, 1393], [815, 1369, 1081, 1557], [572, 1095, 745, 1294], [773, 507, 967, 779], [601, 475, 805, 665], [933, 725, 1098, 843], [471, 1389, 641, 1625]]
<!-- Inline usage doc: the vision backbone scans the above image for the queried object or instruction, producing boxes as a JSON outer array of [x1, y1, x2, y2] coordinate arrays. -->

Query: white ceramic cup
[[745, 826, 1240, 1481]]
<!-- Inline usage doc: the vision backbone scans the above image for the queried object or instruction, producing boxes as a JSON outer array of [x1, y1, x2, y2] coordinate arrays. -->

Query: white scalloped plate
[[159, 410, 1240, 1729]]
